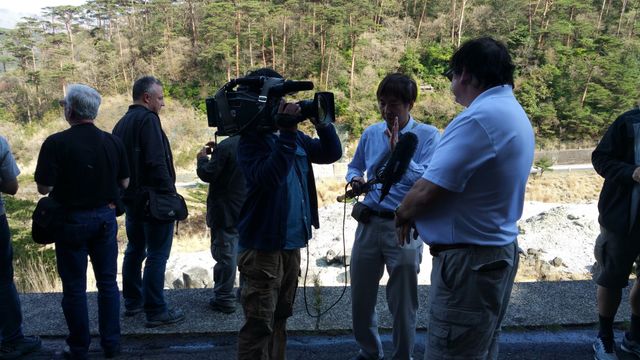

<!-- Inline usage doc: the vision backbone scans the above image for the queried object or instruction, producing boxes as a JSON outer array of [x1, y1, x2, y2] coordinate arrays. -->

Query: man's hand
[[276, 99, 301, 132], [395, 204, 412, 245], [349, 176, 366, 195], [197, 141, 216, 159], [633, 167, 640, 183]]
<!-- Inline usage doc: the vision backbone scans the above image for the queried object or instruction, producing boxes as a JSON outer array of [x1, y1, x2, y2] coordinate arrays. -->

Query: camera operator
[[235, 68, 342, 360]]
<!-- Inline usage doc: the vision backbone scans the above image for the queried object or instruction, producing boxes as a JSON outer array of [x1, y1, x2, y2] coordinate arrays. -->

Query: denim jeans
[[122, 208, 174, 318], [210, 226, 239, 307], [0, 214, 24, 344], [55, 206, 120, 358]]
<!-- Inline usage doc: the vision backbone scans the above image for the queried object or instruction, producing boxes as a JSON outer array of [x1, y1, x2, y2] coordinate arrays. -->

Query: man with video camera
[[233, 68, 342, 360]]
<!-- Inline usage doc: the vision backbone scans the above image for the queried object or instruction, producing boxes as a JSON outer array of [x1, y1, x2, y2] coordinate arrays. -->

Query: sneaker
[[145, 308, 185, 328], [0, 335, 42, 359], [123, 306, 144, 317], [208, 298, 236, 314], [593, 335, 619, 360], [622, 333, 640, 356]]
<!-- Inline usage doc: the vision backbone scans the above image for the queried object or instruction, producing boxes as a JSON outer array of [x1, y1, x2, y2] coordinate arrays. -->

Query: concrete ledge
[[20, 280, 624, 337]]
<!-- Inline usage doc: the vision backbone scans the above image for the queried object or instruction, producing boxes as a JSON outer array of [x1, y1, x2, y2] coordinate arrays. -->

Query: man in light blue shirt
[[396, 37, 534, 360], [346, 73, 440, 360]]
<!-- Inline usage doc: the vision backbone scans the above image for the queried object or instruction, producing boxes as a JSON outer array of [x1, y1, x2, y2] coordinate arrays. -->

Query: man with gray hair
[[113, 76, 185, 327], [35, 83, 130, 359]]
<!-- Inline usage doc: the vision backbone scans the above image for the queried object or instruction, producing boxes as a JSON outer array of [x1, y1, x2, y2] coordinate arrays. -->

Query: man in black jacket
[[196, 135, 246, 313], [592, 107, 640, 359], [113, 76, 185, 328]]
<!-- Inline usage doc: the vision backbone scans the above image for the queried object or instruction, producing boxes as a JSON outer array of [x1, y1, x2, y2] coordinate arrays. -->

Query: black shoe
[[0, 336, 42, 359], [104, 345, 121, 359], [123, 306, 144, 317], [54, 347, 87, 360], [208, 299, 236, 314], [145, 308, 185, 328]]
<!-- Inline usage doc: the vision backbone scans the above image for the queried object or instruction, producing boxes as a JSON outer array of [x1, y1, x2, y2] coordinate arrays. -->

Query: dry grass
[[526, 170, 602, 203], [14, 253, 61, 293]]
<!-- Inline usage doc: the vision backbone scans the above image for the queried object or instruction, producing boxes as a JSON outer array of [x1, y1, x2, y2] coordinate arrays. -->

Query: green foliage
[[533, 156, 554, 177], [0, 0, 638, 145]]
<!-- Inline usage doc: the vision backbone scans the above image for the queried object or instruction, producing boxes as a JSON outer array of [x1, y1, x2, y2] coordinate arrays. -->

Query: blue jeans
[[210, 226, 239, 307], [55, 206, 120, 358], [0, 214, 24, 344], [122, 209, 174, 318]]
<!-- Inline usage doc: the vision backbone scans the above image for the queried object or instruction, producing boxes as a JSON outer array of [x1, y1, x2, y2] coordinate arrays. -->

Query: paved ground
[[17, 282, 638, 359], [16, 328, 640, 359]]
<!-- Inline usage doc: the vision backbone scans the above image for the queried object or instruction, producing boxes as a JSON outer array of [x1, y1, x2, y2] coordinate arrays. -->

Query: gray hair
[[64, 84, 101, 121]]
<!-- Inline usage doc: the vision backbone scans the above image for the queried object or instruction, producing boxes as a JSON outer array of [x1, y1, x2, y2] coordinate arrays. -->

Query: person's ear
[[459, 69, 472, 85], [407, 101, 414, 112]]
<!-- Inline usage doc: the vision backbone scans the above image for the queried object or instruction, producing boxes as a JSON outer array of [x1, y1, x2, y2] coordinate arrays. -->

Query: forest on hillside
[[0, 0, 639, 145]]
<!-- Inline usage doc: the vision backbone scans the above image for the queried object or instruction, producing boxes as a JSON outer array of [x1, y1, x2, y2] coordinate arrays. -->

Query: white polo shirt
[[415, 85, 535, 246]]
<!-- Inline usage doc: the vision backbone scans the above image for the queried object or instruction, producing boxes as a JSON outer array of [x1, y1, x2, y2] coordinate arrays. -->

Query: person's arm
[[0, 178, 18, 195], [139, 115, 175, 191], [237, 101, 301, 190], [592, 114, 637, 185], [0, 137, 20, 195], [37, 184, 52, 195], [301, 123, 342, 165], [196, 141, 228, 183], [395, 178, 449, 243]]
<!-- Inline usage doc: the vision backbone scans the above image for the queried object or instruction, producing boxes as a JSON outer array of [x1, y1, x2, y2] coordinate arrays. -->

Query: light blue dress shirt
[[346, 117, 441, 211]]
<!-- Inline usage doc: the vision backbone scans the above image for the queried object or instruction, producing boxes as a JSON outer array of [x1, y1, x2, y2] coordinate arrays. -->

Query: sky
[[0, 0, 86, 28]]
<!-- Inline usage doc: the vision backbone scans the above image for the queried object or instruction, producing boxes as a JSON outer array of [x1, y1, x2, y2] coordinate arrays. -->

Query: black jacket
[[112, 105, 176, 203], [592, 108, 640, 235], [196, 135, 246, 229]]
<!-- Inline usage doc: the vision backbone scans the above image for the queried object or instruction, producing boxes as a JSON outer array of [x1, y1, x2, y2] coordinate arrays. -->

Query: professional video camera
[[205, 76, 335, 136]]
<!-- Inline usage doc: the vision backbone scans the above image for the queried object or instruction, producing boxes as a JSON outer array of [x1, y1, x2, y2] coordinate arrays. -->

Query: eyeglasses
[[58, 99, 66, 107], [444, 69, 454, 81]]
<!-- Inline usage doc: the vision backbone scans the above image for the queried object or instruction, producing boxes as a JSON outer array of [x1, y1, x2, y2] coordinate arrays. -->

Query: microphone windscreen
[[378, 132, 419, 202]]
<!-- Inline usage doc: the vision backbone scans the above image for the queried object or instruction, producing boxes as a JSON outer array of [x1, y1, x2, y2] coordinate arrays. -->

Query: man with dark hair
[[396, 37, 534, 360], [196, 134, 246, 314], [236, 68, 342, 360], [0, 137, 41, 359], [347, 73, 440, 360], [113, 76, 185, 327], [591, 106, 640, 359], [35, 84, 129, 359]]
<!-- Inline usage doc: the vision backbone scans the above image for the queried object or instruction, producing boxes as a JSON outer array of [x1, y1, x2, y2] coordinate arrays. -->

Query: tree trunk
[[261, 31, 267, 68], [65, 20, 75, 63], [281, 16, 287, 74], [248, 21, 254, 69], [537, 0, 553, 49], [349, 15, 356, 103], [617, 0, 629, 36], [271, 31, 276, 69], [416, 0, 427, 39], [596, 0, 606, 31], [320, 27, 326, 87], [235, 11, 241, 78], [451, 0, 457, 45], [456, 0, 467, 47], [187, 0, 198, 47], [580, 64, 595, 108], [565, 6, 575, 46]]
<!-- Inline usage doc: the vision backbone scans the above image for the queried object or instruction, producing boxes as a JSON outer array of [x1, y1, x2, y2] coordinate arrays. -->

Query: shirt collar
[[468, 85, 513, 109]]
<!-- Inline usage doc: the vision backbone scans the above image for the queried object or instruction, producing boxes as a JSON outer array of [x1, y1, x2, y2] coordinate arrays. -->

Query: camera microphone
[[269, 81, 314, 97], [378, 132, 419, 202]]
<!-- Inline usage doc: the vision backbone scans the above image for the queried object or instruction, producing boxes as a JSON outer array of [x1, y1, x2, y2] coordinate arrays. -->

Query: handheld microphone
[[269, 81, 314, 97], [378, 132, 419, 202], [336, 181, 374, 202]]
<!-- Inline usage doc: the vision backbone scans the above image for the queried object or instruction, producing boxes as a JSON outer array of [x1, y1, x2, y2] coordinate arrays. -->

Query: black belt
[[369, 209, 395, 219], [429, 243, 472, 256]]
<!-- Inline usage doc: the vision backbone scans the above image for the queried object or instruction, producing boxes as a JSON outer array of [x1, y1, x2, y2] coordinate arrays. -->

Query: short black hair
[[132, 76, 163, 101], [449, 37, 515, 89], [246, 67, 283, 78], [376, 73, 417, 105]]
